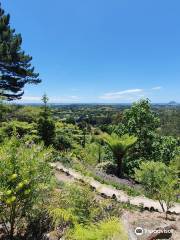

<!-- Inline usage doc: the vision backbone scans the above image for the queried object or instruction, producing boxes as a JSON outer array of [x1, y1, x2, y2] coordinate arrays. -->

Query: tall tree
[[38, 94, 55, 146], [120, 99, 160, 158], [0, 3, 40, 100], [103, 133, 137, 177]]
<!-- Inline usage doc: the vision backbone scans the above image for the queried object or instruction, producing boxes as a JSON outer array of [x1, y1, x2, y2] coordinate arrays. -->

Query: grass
[[56, 156, 143, 197], [92, 174, 143, 197]]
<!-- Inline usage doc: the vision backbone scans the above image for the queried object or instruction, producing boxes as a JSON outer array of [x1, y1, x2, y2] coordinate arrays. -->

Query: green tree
[[12, 106, 41, 123], [135, 161, 179, 219], [78, 121, 88, 148], [54, 134, 72, 151], [38, 94, 55, 146], [1, 120, 37, 138], [0, 137, 54, 239], [120, 99, 159, 159], [152, 135, 178, 165], [0, 97, 6, 121], [103, 133, 137, 177], [0, 3, 40, 100]]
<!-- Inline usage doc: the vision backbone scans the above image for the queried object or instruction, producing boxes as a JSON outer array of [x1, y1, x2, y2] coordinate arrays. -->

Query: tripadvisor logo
[[135, 227, 174, 236], [135, 227, 144, 236]]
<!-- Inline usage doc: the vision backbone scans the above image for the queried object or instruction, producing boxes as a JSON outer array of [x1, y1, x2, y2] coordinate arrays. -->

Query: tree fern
[[102, 133, 137, 177]]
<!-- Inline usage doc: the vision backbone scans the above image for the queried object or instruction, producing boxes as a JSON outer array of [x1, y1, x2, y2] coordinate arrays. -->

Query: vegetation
[[102, 133, 137, 176], [0, 2, 179, 239], [37, 94, 55, 146], [0, 99, 179, 239], [135, 161, 179, 219], [47, 182, 127, 240], [0, 137, 54, 239], [0, 4, 40, 100], [68, 217, 128, 240]]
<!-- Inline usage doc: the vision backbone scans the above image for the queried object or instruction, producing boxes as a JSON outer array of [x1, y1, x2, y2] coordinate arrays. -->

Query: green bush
[[0, 137, 54, 238], [48, 183, 96, 225], [1, 120, 37, 138], [54, 134, 72, 151], [68, 218, 128, 240], [135, 161, 179, 219]]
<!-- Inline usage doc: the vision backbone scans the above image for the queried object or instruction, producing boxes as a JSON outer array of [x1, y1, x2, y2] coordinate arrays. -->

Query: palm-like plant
[[103, 133, 137, 177]]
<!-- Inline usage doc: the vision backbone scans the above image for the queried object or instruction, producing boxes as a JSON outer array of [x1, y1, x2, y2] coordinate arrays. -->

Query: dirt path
[[51, 162, 180, 215]]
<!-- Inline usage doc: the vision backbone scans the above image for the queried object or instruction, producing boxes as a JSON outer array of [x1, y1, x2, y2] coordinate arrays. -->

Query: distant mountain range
[[167, 101, 179, 106]]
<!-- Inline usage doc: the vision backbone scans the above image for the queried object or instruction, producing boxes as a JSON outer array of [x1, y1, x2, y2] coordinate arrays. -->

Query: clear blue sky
[[2, 0, 180, 103]]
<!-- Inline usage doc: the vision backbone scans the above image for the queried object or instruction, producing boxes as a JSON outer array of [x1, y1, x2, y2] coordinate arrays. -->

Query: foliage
[[72, 142, 109, 166], [48, 183, 125, 239], [135, 161, 179, 219], [152, 135, 178, 165], [112, 99, 179, 175], [49, 183, 96, 225], [119, 99, 160, 159], [1, 120, 37, 138], [0, 98, 8, 121], [68, 217, 128, 240], [96, 161, 117, 174], [49, 208, 77, 229], [38, 116, 55, 146], [170, 151, 180, 173], [0, 137, 54, 238], [38, 94, 55, 146], [54, 134, 72, 151], [92, 172, 142, 197], [103, 133, 137, 176], [158, 107, 180, 137], [121, 99, 159, 137], [0, 3, 40, 100], [0, 96, 179, 238], [12, 106, 41, 123]]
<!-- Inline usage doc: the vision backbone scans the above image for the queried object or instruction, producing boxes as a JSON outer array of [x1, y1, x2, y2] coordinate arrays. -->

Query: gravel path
[[51, 162, 180, 215]]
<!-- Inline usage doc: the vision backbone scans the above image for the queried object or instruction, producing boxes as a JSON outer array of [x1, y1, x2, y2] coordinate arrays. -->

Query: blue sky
[[2, 0, 180, 103]]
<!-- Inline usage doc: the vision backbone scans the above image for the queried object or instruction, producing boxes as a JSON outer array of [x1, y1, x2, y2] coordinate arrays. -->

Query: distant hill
[[168, 101, 179, 106]]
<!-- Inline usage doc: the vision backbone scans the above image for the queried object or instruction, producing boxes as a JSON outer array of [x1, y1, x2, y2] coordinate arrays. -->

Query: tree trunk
[[82, 131, 86, 148], [9, 204, 16, 240], [117, 156, 123, 177], [98, 144, 101, 163]]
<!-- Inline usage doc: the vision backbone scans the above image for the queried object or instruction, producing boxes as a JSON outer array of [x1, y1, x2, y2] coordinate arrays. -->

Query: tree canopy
[[0, 3, 40, 100]]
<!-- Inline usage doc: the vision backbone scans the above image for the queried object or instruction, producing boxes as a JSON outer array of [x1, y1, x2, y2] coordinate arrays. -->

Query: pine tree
[[0, 3, 41, 100], [38, 94, 55, 146]]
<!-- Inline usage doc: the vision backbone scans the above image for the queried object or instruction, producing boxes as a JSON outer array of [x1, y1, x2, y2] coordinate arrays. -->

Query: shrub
[[1, 120, 37, 138], [96, 161, 117, 174], [68, 217, 128, 240], [135, 161, 179, 219], [0, 137, 54, 238], [54, 134, 72, 151], [48, 183, 96, 225]]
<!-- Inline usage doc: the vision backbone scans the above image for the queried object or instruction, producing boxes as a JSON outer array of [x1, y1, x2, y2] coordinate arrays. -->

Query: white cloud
[[71, 88, 79, 92], [99, 88, 144, 101], [50, 96, 80, 103], [21, 96, 42, 102], [152, 86, 162, 90], [19, 95, 80, 103], [18, 86, 163, 103]]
